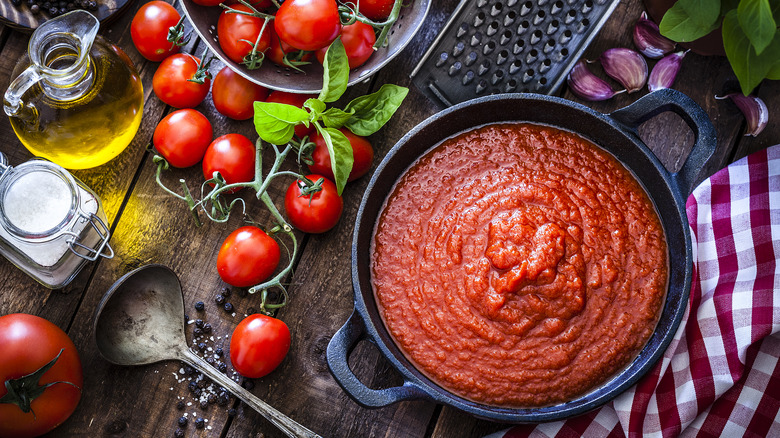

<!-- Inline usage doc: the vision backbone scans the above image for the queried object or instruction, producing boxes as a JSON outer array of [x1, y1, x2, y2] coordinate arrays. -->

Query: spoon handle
[[181, 349, 322, 438]]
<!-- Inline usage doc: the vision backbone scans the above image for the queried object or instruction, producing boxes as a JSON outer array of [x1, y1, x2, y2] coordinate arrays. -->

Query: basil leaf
[[679, 0, 721, 28], [343, 84, 409, 136], [768, 54, 780, 79], [305, 98, 327, 121], [316, 126, 353, 195], [737, 0, 777, 54], [253, 101, 310, 145], [723, 9, 779, 94], [660, 0, 721, 42], [322, 108, 354, 128], [319, 38, 349, 103]]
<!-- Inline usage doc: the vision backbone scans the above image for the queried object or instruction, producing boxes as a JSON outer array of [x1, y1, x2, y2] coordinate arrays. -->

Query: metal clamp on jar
[[0, 152, 113, 288]]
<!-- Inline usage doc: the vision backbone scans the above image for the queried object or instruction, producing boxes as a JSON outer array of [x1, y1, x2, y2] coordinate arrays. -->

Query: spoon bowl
[[93, 264, 320, 438]]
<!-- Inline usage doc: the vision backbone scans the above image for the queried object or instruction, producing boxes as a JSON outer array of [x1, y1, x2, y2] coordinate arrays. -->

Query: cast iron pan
[[326, 89, 716, 423]]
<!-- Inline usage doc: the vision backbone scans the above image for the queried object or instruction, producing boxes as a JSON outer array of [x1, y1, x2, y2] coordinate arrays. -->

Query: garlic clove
[[567, 60, 624, 101], [599, 48, 648, 93], [633, 12, 676, 59], [715, 93, 769, 136], [648, 50, 687, 92]]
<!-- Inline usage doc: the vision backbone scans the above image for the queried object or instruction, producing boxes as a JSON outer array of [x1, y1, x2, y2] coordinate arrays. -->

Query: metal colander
[[411, 0, 620, 107]]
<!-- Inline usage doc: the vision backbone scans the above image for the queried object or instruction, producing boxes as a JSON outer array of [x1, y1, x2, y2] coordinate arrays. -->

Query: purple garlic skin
[[600, 48, 648, 93], [634, 12, 676, 59], [648, 50, 687, 92], [716, 94, 769, 137], [567, 60, 624, 101]]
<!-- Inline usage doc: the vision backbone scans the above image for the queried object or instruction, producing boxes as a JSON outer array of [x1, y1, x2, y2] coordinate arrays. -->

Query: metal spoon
[[93, 264, 321, 438]]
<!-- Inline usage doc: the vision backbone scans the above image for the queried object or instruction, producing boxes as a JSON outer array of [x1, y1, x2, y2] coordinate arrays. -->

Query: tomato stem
[[153, 156, 202, 227]]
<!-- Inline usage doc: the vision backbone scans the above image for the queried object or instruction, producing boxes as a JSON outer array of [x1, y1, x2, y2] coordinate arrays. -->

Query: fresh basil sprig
[[253, 38, 408, 195]]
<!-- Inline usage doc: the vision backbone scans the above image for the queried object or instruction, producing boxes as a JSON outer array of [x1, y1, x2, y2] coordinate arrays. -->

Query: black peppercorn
[[218, 393, 230, 406], [214, 294, 225, 305], [215, 347, 224, 356], [193, 327, 203, 337], [217, 362, 227, 372], [208, 393, 217, 404], [195, 319, 204, 328], [197, 342, 207, 351], [193, 388, 202, 398], [174, 428, 185, 438], [241, 379, 254, 390], [221, 287, 231, 298], [30, 4, 40, 13], [188, 382, 198, 393], [199, 400, 209, 409], [195, 417, 205, 429], [223, 302, 234, 313], [176, 400, 185, 410], [184, 365, 195, 375], [228, 408, 237, 417], [178, 416, 188, 427], [206, 356, 215, 365], [194, 301, 205, 311], [202, 323, 212, 334]]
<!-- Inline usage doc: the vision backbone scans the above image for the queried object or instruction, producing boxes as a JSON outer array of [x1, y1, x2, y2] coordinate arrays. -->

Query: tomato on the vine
[[229, 314, 290, 378], [358, 0, 395, 21], [217, 4, 272, 65], [202, 134, 256, 192], [130, 1, 181, 62], [152, 54, 211, 108], [153, 109, 213, 168], [308, 128, 374, 182], [0, 314, 83, 438], [211, 66, 269, 120], [267, 26, 313, 68], [217, 226, 281, 288], [265, 91, 317, 138], [274, 0, 342, 51], [284, 175, 344, 233], [316, 21, 376, 69]]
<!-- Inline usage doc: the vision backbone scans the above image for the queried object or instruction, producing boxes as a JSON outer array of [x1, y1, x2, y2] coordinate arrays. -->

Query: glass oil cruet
[[3, 10, 144, 170]]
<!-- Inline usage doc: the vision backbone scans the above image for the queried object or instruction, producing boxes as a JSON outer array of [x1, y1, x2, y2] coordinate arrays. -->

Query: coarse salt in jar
[[0, 154, 113, 288]]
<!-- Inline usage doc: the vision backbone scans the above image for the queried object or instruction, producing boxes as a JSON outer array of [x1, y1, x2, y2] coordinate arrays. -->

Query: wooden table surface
[[0, 0, 777, 436]]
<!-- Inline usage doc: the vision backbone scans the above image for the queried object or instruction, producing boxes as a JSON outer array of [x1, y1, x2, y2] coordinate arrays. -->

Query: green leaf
[[738, 0, 777, 54], [304, 98, 327, 121], [253, 102, 310, 145], [679, 0, 721, 28], [723, 9, 780, 94], [768, 58, 780, 79], [343, 84, 409, 136], [322, 107, 354, 128], [319, 38, 350, 103], [316, 126, 353, 195], [660, 0, 722, 42]]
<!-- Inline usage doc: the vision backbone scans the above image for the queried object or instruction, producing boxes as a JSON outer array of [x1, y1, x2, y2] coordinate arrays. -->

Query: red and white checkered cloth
[[486, 145, 780, 438]]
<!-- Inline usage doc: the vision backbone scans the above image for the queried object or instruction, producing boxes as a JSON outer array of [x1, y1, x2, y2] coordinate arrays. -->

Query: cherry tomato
[[308, 128, 374, 182], [0, 314, 83, 438], [152, 54, 211, 108], [284, 175, 343, 233], [229, 314, 290, 378], [358, 0, 394, 21], [130, 1, 181, 62], [202, 134, 256, 193], [211, 66, 269, 120], [217, 226, 281, 288], [224, 0, 273, 10], [217, 4, 272, 64], [316, 21, 376, 69], [153, 109, 213, 168], [274, 0, 342, 51], [265, 91, 317, 138]]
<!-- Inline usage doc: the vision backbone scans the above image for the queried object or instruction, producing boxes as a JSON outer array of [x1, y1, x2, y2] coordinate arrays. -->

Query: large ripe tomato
[[265, 91, 317, 138], [308, 128, 374, 182], [316, 21, 376, 69], [358, 0, 395, 21], [202, 134, 256, 193], [217, 4, 272, 64], [229, 314, 290, 378], [0, 314, 83, 438], [152, 54, 211, 108], [211, 66, 269, 120], [153, 109, 213, 168], [217, 226, 281, 288], [130, 1, 181, 62], [274, 0, 342, 51], [284, 175, 343, 233]]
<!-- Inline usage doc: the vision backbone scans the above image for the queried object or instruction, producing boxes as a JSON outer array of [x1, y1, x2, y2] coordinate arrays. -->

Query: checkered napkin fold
[[486, 144, 780, 438]]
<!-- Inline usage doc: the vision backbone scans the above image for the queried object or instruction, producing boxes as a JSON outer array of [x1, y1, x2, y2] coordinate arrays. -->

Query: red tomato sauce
[[371, 123, 667, 407]]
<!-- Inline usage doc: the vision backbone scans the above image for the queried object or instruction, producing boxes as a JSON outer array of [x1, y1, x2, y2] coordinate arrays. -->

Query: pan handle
[[609, 88, 717, 197], [326, 310, 429, 407]]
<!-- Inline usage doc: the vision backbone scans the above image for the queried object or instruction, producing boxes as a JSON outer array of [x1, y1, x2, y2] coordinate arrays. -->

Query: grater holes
[[457, 22, 469, 38], [506, 0, 518, 6], [531, 30, 543, 44], [520, 1, 533, 16], [526, 49, 539, 63], [533, 10, 546, 25], [477, 0, 488, 7], [523, 69, 535, 83], [547, 19, 559, 34], [476, 79, 488, 94], [483, 40, 497, 55], [513, 40, 525, 54], [487, 21, 500, 36], [436, 52, 449, 67], [518, 20, 530, 34], [509, 60, 523, 74], [504, 10, 517, 26], [565, 9, 577, 24], [539, 58, 552, 73], [463, 70, 475, 85], [544, 39, 555, 53], [506, 78, 518, 92], [449, 62, 463, 76], [474, 11, 486, 27], [539, 77, 548, 85], [500, 30, 512, 45], [471, 33, 483, 46], [560, 29, 572, 43], [453, 41, 465, 56], [577, 18, 590, 32], [491, 69, 504, 85], [490, 2, 503, 17], [497, 49, 509, 64], [466, 52, 478, 66], [581, 0, 593, 13], [551, 0, 563, 14], [478, 60, 491, 75]]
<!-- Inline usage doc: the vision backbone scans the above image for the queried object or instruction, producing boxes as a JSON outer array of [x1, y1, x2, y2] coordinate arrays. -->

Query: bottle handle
[[4, 65, 42, 117]]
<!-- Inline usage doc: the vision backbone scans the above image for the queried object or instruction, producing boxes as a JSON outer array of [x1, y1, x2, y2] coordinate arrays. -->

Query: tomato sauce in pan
[[370, 123, 667, 407]]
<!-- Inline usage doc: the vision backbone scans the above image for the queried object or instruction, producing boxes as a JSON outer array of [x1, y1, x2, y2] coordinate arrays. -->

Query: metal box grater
[[411, 0, 621, 107]]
